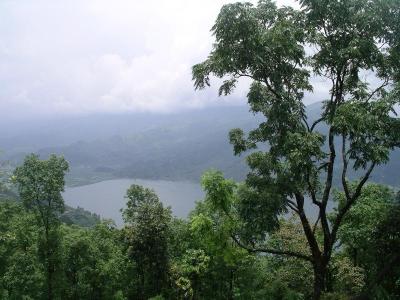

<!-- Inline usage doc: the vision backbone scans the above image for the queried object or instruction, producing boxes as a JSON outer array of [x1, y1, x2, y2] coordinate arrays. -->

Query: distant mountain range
[[1, 103, 399, 187]]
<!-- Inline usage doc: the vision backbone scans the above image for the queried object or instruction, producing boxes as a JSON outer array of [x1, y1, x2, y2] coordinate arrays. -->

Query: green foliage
[[60, 206, 100, 227], [0, 201, 44, 299], [12, 154, 69, 299], [180, 174, 271, 299], [337, 183, 400, 298], [263, 217, 314, 299], [122, 184, 172, 299], [0, 159, 9, 195], [2, 154, 400, 298], [335, 183, 394, 251], [1, 1, 400, 296], [201, 170, 236, 213], [62, 221, 128, 299], [13, 154, 69, 227], [330, 256, 365, 296], [0, 201, 127, 300], [263, 280, 305, 300], [192, 0, 400, 298]]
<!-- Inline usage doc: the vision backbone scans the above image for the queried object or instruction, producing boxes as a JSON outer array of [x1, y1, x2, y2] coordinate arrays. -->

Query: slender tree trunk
[[140, 270, 145, 300], [228, 268, 234, 300], [313, 261, 327, 300], [47, 264, 53, 300], [45, 225, 54, 300]]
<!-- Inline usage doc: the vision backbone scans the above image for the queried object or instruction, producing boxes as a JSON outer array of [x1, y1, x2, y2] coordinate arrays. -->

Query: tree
[[62, 221, 128, 300], [368, 201, 400, 298], [0, 158, 15, 201], [0, 159, 6, 195], [0, 201, 44, 299], [193, 171, 300, 299], [13, 154, 69, 300], [122, 184, 172, 299], [336, 183, 400, 298], [188, 174, 262, 300], [192, 1, 400, 298]]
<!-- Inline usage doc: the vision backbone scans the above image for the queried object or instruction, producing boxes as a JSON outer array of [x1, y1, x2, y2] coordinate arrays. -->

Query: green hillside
[[1, 103, 399, 187]]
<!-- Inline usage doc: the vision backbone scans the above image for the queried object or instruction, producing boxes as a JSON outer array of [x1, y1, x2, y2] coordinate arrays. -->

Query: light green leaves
[[201, 170, 236, 213]]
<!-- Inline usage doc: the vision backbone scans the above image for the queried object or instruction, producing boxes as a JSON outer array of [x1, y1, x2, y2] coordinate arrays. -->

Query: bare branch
[[318, 162, 330, 171], [310, 116, 326, 132], [302, 115, 310, 132], [234, 72, 257, 81], [287, 199, 298, 208], [365, 78, 390, 103], [287, 200, 300, 214], [351, 162, 376, 201]]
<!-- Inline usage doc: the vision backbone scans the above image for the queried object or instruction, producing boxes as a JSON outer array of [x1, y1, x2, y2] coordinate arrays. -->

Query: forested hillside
[[2, 103, 400, 187], [0, 106, 257, 185], [1, 158, 399, 299]]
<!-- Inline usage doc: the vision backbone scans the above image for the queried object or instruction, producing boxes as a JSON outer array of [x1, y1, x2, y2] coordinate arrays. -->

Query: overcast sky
[[0, 0, 313, 120]]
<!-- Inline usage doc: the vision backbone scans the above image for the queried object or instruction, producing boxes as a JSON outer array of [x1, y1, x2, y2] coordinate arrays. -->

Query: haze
[[0, 0, 303, 122]]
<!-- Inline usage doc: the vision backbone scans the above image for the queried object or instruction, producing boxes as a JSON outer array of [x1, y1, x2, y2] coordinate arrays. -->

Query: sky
[[0, 0, 314, 121]]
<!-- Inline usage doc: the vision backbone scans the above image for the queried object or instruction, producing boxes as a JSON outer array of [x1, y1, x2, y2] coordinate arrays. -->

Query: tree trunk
[[313, 262, 327, 300], [228, 268, 234, 300], [47, 265, 53, 300], [45, 226, 53, 300]]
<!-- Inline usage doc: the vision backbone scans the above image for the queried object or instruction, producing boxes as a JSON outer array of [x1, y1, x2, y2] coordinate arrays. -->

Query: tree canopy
[[192, 0, 400, 298]]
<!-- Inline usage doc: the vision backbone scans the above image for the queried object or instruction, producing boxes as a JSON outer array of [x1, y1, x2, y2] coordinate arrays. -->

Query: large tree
[[13, 154, 69, 300], [192, 0, 400, 298], [122, 184, 172, 299]]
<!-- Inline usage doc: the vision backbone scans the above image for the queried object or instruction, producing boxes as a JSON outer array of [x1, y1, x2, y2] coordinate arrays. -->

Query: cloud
[[0, 0, 299, 119]]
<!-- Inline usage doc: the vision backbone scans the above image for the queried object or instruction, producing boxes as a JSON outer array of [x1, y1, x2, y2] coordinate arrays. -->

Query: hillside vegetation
[[2, 104, 400, 187]]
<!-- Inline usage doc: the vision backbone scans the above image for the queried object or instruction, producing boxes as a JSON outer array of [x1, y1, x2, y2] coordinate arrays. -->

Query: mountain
[[0, 106, 259, 185], [1, 103, 399, 187]]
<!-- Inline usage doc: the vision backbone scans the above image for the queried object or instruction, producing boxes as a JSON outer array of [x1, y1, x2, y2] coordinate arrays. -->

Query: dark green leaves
[[122, 184, 172, 298], [192, 1, 310, 101], [13, 154, 69, 225], [332, 88, 400, 169]]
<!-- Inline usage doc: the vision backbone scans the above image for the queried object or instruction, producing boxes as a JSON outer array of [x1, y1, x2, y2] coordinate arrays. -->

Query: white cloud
[[0, 0, 298, 119]]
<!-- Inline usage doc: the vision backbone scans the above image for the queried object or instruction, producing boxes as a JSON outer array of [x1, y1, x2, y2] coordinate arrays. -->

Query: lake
[[63, 178, 325, 227], [63, 179, 204, 226]]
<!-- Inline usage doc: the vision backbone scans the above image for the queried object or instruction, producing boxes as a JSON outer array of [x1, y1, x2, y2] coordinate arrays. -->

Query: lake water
[[63, 178, 325, 227], [63, 179, 204, 226]]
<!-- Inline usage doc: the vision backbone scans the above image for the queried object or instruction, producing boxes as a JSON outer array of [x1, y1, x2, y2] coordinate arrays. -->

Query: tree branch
[[306, 172, 322, 207], [312, 212, 321, 235], [331, 162, 376, 244], [287, 199, 300, 214], [318, 161, 330, 171], [230, 234, 313, 262], [294, 193, 322, 260], [302, 115, 310, 132], [365, 78, 390, 103], [310, 116, 326, 132], [341, 135, 351, 200]]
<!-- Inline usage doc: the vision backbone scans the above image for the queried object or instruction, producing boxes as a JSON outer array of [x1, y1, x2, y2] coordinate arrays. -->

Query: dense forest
[[1, 0, 400, 299], [0, 156, 399, 299]]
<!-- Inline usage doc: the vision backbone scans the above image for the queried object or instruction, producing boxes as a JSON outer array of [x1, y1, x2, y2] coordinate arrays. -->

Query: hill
[[1, 103, 399, 187]]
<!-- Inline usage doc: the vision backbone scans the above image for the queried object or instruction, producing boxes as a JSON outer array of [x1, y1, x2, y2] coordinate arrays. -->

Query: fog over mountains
[[1, 103, 399, 187]]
